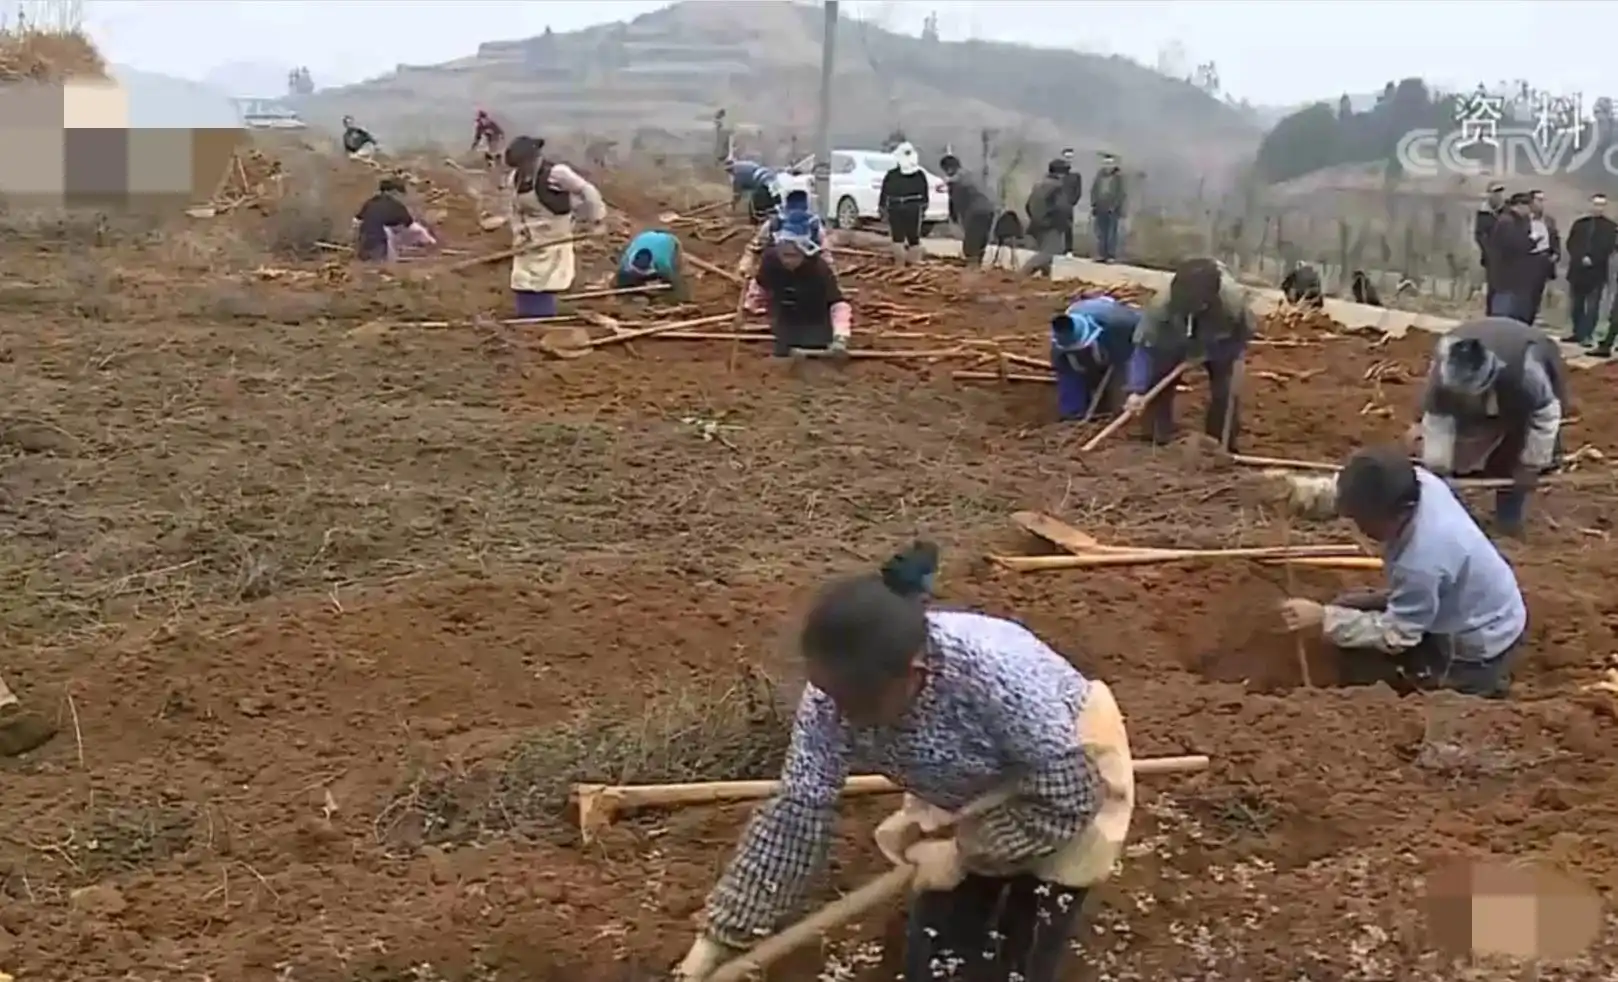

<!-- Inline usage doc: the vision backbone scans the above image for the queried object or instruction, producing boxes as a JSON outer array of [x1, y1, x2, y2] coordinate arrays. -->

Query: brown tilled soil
[[1, 143, 1616, 982]]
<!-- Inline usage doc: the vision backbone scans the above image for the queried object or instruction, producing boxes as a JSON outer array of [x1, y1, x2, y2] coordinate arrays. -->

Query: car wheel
[[836, 196, 861, 230]]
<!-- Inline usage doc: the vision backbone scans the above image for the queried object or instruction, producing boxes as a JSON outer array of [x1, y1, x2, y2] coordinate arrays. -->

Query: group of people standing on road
[[1021, 150, 1129, 276], [1476, 183, 1618, 355]]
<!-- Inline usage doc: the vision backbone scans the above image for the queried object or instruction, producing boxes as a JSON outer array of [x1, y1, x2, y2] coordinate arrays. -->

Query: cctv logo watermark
[[1395, 127, 1618, 179]]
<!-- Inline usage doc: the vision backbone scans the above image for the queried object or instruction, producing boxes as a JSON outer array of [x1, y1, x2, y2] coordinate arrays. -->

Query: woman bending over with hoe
[[676, 544, 1134, 982]]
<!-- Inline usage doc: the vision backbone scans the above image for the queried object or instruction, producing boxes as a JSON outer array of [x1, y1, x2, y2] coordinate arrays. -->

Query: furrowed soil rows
[[1, 141, 1614, 981]]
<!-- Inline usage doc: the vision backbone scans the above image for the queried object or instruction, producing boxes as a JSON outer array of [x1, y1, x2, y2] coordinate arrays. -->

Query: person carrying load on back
[[880, 142, 931, 266], [341, 115, 378, 159], [742, 214, 852, 358], [1089, 153, 1126, 263], [739, 188, 828, 277], [1279, 446, 1527, 699], [1020, 159, 1078, 278], [504, 135, 607, 319], [1124, 257, 1252, 450], [940, 153, 994, 269], [352, 177, 437, 262], [470, 109, 506, 167], [1051, 296, 1139, 421], [673, 542, 1133, 982], [615, 228, 688, 302], [1407, 316, 1568, 537]]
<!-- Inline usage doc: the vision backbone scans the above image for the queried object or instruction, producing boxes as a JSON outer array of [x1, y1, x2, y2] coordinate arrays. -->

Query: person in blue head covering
[[742, 213, 853, 358], [725, 159, 777, 218], [615, 228, 688, 301], [739, 188, 828, 276], [1050, 296, 1140, 420]]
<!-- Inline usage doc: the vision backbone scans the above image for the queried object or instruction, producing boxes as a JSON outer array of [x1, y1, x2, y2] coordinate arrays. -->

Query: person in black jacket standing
[[1524, 190, 1561, 326], [1564, 193, 1616, 346], [1474, 182, 1505, 313], [1484, 193, 1540, 323], [879, 142, 932, 266]]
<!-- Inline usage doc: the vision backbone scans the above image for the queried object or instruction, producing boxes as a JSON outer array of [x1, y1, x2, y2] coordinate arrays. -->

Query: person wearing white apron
[[504, 136, 606, 318]]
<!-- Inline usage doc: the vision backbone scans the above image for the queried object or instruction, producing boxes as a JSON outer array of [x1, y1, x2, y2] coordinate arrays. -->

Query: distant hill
[[298, 0, 1261, 195]]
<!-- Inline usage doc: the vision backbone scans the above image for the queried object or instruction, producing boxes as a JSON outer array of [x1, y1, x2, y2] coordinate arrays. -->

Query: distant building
[[230, 97, 307, 130]]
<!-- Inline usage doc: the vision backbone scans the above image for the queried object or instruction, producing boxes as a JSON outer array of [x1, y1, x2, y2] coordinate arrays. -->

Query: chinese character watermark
[[1454, 88, 1504, 147], [1401, 90, 1601, 178]]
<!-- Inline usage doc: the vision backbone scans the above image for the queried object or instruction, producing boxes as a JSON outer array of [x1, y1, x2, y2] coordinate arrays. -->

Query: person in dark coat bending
[[940, 153, 994, 268], [1564, 193, 1616, 346], [1410, 317, 1568, 536], [1019, 160, 1078, 278], [1281, 262, 1324, 308], [1124, 258, 1251, 450]]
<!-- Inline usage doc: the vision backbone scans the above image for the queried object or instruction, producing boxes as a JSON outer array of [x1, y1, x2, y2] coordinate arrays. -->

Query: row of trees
[[1256, 77, 1613, 187]]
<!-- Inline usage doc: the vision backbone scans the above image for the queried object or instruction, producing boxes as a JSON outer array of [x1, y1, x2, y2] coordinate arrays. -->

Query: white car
[[791, 151, 951, 234]]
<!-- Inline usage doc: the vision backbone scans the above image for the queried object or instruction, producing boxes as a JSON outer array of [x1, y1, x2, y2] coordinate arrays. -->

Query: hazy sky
[[78, 0, 1618, 105]]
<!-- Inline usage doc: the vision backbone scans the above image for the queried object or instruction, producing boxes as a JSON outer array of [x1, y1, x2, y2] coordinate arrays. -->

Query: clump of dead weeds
[[378, 668, 791, 850]]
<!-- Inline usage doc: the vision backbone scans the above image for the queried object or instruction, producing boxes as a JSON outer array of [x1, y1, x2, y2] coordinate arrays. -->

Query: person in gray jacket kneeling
[[1278, 445, 1527, 698]]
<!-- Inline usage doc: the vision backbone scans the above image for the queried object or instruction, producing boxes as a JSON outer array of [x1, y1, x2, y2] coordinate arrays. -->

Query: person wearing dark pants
[[1019, 160, 1080, 278], [674, 547, 1134, 982], [742, 222, 852, 358], [1050, 296, 1139, 420], [1123, 258, 1251, 451], [940, 153, 994, 268], [1524, 189, 1560, 326], [1484, 192, 1540, 324], [1564, 193, 1616, 345], [1089, 153, 1126, 263], [1414, 319, 1568, 536], [1279, 447, 1527, 699], [880, 143, 931, 266]]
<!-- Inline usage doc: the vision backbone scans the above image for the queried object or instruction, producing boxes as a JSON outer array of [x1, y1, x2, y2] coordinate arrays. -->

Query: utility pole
[[813, 1, 838, 218]]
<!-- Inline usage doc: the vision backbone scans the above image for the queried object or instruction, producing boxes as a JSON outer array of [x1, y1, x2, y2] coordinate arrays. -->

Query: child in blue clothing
[[615, 228, 687, 302]]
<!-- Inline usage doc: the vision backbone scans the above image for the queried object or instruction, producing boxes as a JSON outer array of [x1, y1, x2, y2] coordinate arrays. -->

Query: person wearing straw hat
[[742, 214, 852, 358], [675, 543, 1132, 982], [1279, 446, 1526, 698], [503, 135, 606, 319]]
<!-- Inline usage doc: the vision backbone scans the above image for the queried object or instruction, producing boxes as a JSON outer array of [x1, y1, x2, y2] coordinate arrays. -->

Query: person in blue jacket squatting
[[616, 228, 688, 302], [1051, 296, 1139, 421]]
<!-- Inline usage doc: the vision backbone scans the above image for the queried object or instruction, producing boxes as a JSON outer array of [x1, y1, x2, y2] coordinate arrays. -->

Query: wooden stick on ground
[[702, 755, 1210, 982], [989, 544, 1366, 572], [1080, 361, 1188, 452], [687, 251, 743, 285], [954, 370, 1054, 384], [572, 754, 1209, 842], [1083, 365, 1116, 424], [1263, 556, 1384, 570]]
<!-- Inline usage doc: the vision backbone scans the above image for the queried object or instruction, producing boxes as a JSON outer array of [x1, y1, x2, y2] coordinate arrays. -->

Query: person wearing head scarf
[[1019, 159, 1079, 278], [352, 177, 436, 262], [879, 142, 932, 266], [742, 214, 852, 357], [615, 228, 687, 302], [1050, 296, 1139, 420], [725, 159, 780, 221], [1089, 153, 1126, 262], [674, 544, 1131, 982], [341, 115, 377, 159], [740, 188, 828, 277], [470, 109, 506, 166], [503, 135, 607, 319], [1411, 317, 1568, 536], [1124, 257, 1252, 449], [1279, 446, 1525, 698], [939, 153, 994, 269]]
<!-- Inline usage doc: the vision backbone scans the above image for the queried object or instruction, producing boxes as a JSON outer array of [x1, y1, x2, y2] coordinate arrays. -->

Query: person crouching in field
[[615, 228, 688, 302], [738, 189, 828, 278], [743, 217, 852, 358], [673, 545, 1133, 982], [353, 177, 436, 262], [505, 136, 607, 319], [1051, 295, 1139, 421]]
